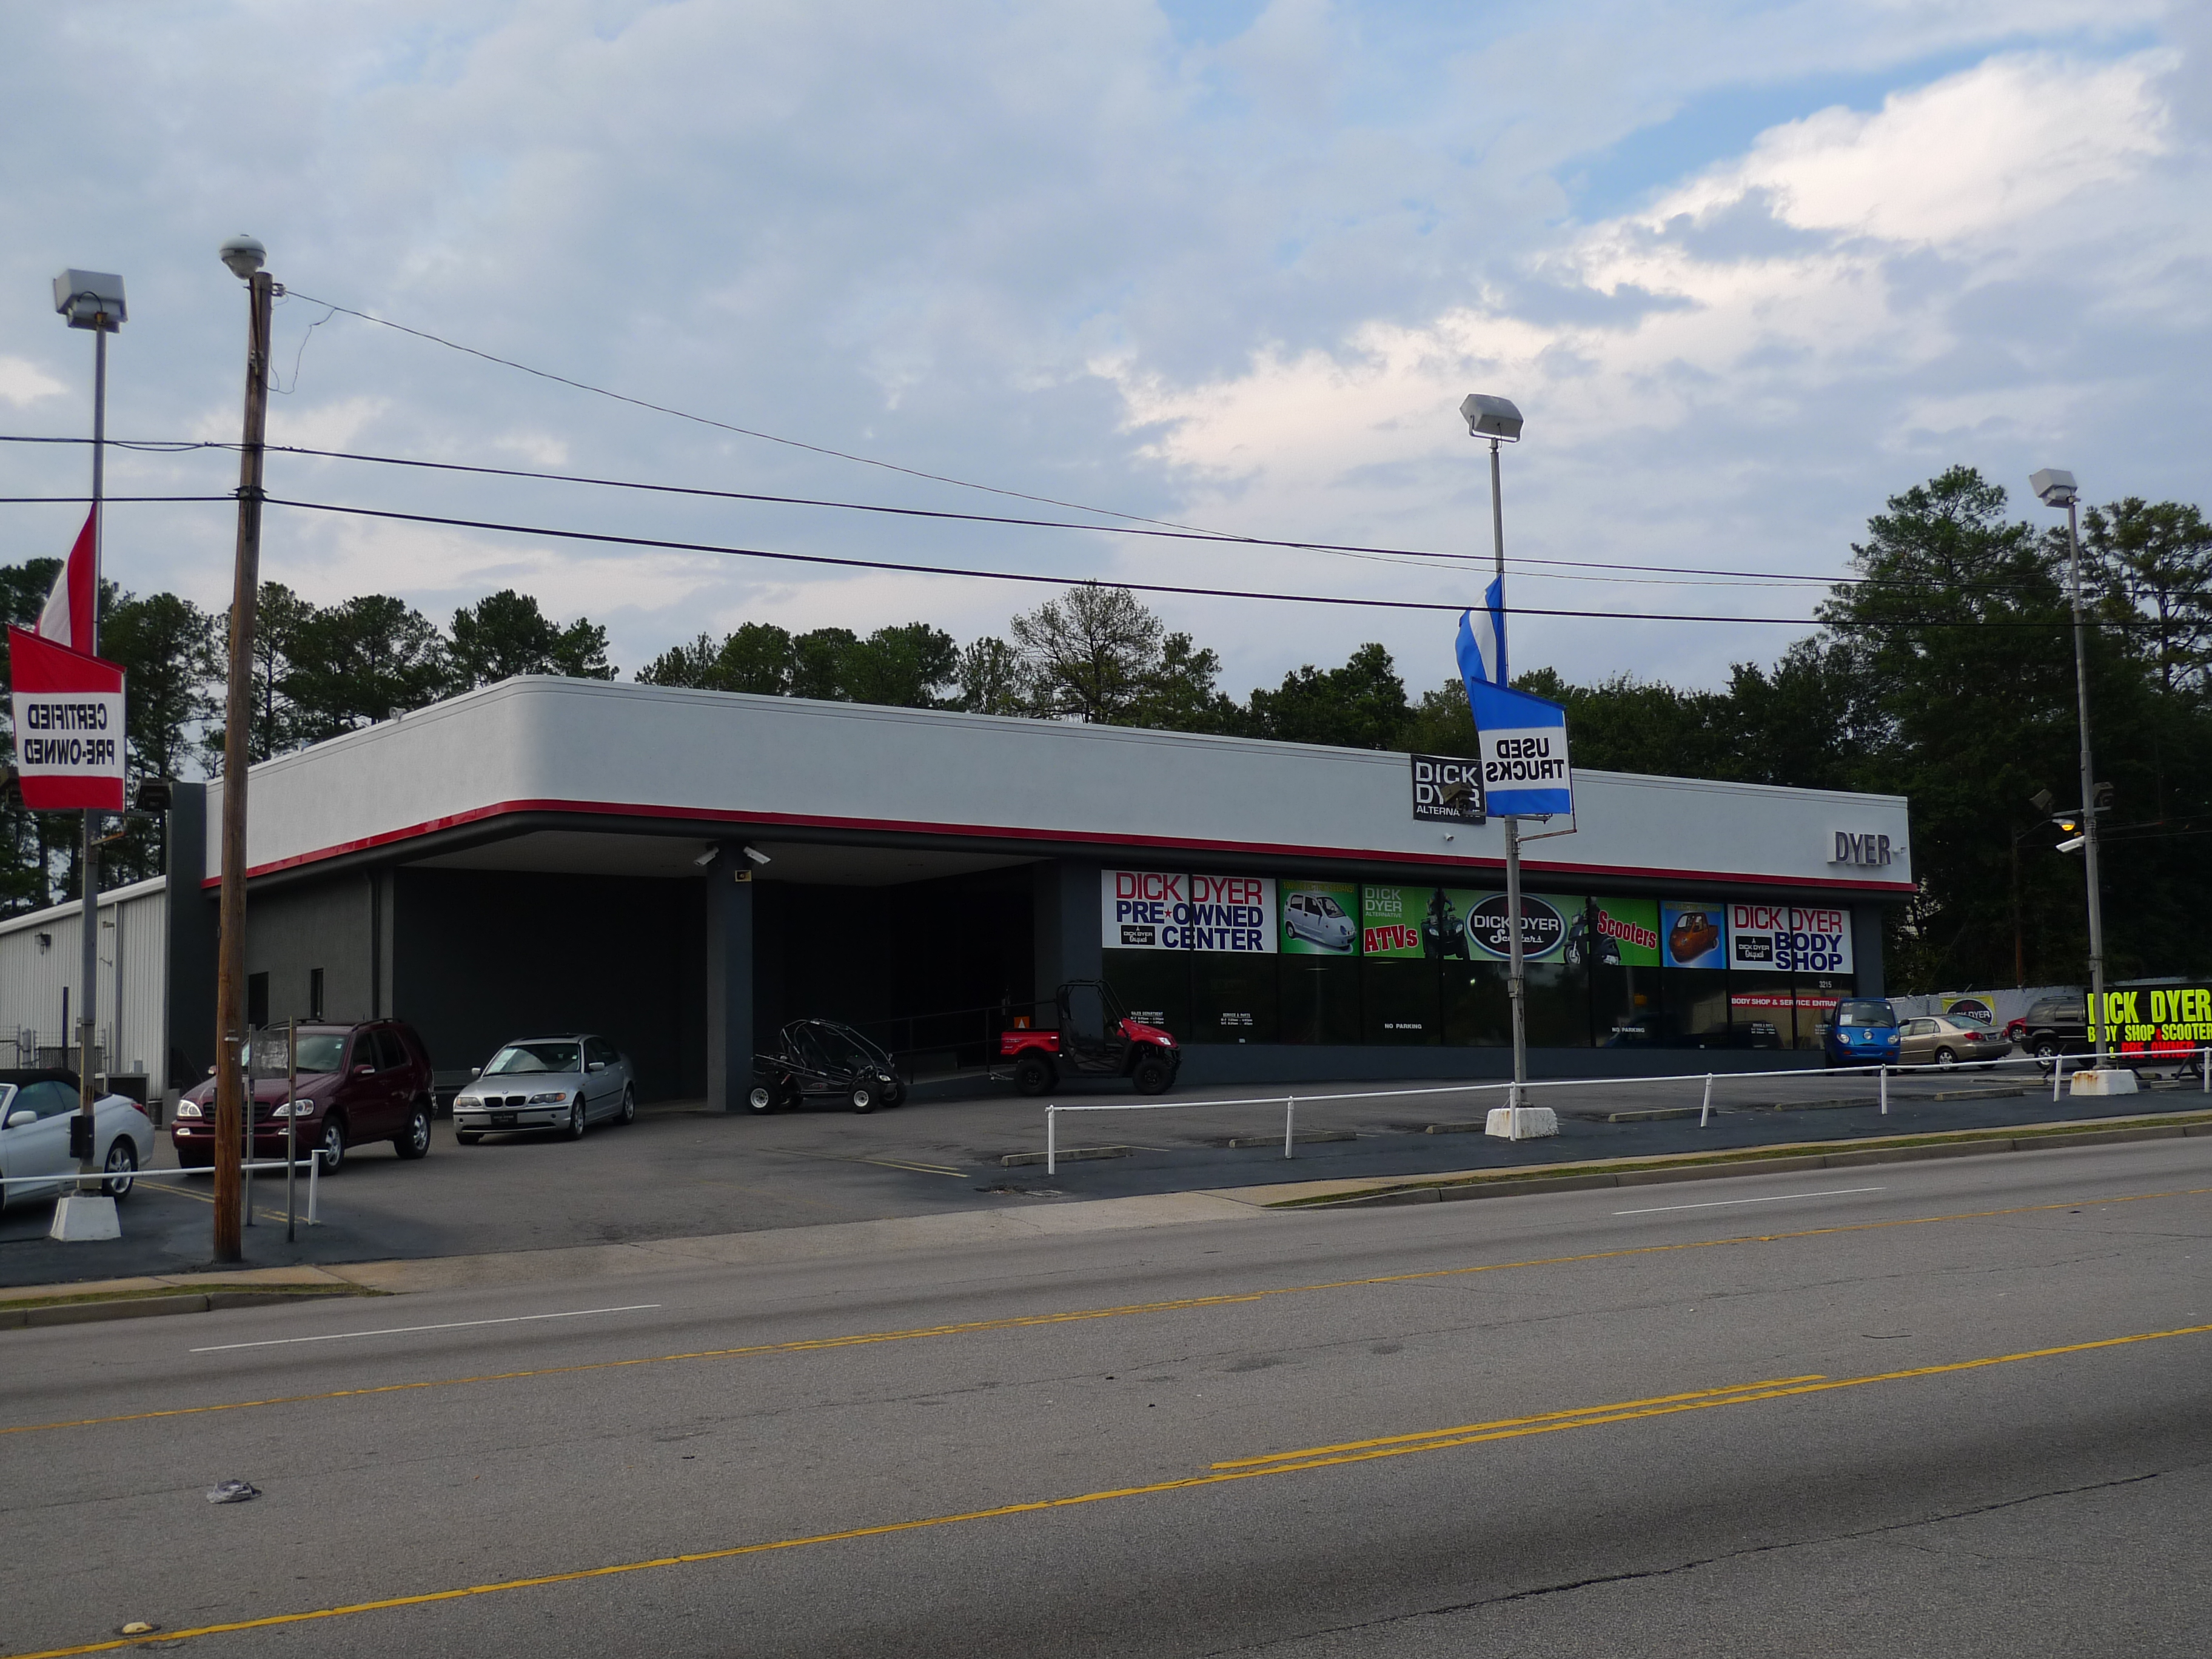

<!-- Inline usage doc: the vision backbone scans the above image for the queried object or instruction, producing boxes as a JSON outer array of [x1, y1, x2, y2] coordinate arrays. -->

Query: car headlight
[[175, 1101, 203, 1118], [527, 1090, 569, 1104], [272, 1101, 315, 1117]]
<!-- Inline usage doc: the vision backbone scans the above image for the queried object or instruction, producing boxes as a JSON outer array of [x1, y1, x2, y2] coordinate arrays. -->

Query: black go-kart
[[749, 1019, 905, 1114]]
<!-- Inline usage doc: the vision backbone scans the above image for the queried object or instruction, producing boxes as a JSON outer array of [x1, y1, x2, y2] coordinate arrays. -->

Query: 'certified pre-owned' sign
[[1410, 754, 1484, 823]]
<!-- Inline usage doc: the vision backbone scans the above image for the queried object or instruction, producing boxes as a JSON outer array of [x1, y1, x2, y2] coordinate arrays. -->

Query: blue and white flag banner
[[1455, 586, 1507, 690], [1468, 679, 1573, 818]]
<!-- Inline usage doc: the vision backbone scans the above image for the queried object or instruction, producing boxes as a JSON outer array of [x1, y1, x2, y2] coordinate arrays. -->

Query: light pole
[[50, 269, 124, 1191], [213, 234, 273, 1262], [2029, 468, 2110, 1070], [1460, 392, 1537, 1130]]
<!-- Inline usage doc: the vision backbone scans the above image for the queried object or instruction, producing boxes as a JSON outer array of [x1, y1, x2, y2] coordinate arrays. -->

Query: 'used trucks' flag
[[7, 625, 125, 811], [1456, 605, 1572, 818]]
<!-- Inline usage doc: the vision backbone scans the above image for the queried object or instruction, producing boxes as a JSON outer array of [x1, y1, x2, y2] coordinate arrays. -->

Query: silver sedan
[[1, 1077, 155, 1205], [452, 1035, 637, 1144]]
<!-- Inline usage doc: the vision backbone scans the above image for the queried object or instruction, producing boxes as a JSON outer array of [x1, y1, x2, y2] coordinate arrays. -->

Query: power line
[[263, 494, 2121, 632], [280, 289, 1225, 537]]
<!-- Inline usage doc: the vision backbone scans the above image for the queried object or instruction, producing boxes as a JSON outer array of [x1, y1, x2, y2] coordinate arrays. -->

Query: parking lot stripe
[[187, 1304, 662, 1354], [1613, 1186, 1883, 1216], [12, 1321, 2212, 1659], [5, 1181, 2206, 1440]]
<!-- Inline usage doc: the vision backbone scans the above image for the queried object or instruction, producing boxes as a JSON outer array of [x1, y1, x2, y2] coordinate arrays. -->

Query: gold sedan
[[1899, 1014, 2013, 1068]]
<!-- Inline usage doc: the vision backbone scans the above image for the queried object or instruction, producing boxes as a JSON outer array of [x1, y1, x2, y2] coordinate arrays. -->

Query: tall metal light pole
[[213, 235, 273, 1262], [2029, 468, 2108, 1067], [51, 270, 125, 1188], [1461, 393, 1532, 1127]]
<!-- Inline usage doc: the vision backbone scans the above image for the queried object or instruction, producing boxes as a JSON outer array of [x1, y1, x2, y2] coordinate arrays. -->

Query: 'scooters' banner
[[7, 625, 124, 811], [1589, 897, 1661, 967], [1102, 871, 1275, 952], [1728, 903, 1853, 974]]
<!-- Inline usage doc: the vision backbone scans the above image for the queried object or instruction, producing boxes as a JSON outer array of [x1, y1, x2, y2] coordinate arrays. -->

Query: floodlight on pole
[[1460, 391, 1551, 1141], [2031, 463, 2113, 1077], [49, 267, 123, 1236], [218, 235, 266, 281]]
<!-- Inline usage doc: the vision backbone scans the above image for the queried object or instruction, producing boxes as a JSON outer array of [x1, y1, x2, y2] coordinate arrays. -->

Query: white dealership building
[[0, 677, 1912, 1105]]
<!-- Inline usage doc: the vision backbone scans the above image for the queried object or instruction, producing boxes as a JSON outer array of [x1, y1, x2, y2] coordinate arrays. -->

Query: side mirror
[[353, 1064, 375, 1077], [470, 1065, 482, 1078], [4, 1110, 34, 1130], [587, 1061, 607, 1073]]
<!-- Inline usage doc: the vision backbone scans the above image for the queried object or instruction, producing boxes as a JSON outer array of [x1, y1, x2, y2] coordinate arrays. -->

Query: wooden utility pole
[[213, 258, 273, 1263]]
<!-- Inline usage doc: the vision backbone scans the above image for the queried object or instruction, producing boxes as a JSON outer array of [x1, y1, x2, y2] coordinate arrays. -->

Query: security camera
[[742, 846, 771, 867], [691, 847, 719, 869], [2056, 834, 2086, 854]]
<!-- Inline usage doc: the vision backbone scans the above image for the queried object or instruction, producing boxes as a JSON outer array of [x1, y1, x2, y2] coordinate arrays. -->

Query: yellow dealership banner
[[2090, 985, 2212, 1054]]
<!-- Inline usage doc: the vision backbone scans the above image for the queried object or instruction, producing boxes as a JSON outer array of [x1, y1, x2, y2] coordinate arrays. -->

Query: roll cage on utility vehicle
[[999, 980, 1179, 1096]]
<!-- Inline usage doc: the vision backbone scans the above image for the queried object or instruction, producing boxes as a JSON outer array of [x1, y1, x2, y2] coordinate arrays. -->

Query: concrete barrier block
[[48, 1195, 121, 1242]]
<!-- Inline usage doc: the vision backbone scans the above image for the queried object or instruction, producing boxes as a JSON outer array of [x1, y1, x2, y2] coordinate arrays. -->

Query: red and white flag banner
[[7, 625, 126, 811], [36, 510, 98, 653]]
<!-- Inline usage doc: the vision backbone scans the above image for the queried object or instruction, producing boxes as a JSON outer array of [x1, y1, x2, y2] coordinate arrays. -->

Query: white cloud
[[0, 356, 65, 407]]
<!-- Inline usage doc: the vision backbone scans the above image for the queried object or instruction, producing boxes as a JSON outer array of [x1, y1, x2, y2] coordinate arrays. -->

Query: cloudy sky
[[2, 1, 2205, 706]]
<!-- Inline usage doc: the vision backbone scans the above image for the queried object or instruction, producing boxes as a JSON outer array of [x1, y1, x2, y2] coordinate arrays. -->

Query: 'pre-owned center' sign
[[1102, 870, 1276, 952]]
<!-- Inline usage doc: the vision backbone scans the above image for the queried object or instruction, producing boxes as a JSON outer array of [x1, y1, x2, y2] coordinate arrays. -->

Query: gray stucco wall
[[242, 872, 378, 1031]]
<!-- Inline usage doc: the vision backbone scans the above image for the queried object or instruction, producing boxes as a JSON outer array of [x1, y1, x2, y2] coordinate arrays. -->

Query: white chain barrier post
[[307, 1147, 319, 1226], [1046, 1105, 1057, 1177], [1699, 1074, 1713, 1128], [2201, 1047, 2208, 1094], [2053, 1055, 2066, 1103], [1879, 1064, 1889, 1116], [1284, 1095, 1296, 1160]]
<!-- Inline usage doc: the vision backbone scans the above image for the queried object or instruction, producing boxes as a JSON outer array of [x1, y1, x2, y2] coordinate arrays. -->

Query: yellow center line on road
[[10, 1319, 2211, 1659], [5, 1182, 2207, 1441]]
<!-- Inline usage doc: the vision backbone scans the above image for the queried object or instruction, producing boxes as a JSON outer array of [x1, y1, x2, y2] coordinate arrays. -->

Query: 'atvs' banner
[[7, 625, 125, 811]]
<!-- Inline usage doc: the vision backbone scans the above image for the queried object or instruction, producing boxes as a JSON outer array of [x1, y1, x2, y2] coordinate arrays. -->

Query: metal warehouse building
[[0, 676, 1913, 1107]]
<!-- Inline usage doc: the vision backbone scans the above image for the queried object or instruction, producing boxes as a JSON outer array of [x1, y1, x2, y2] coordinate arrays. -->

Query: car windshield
[[1316, 896, 1345, 919], [243, 1032, 349, 1074], [1834, 1000, 1896, 1027], [484, 1042, 580, 1076]]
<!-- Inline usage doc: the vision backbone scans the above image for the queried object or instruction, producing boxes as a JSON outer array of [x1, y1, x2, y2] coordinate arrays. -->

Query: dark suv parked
[[2017, 997, 2089, 1064], [172, 1020, 435, 1173]]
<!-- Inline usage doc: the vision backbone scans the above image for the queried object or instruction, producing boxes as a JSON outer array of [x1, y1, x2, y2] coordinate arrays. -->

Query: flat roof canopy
[[209, 677, 1913, 896]]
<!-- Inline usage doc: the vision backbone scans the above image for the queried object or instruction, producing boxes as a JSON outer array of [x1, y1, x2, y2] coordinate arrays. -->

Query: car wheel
[[456, 1130, 482, 1145], [850, 1085, 875, 1114], [885, 1080, 906, 1108], [1131, 1053, 1173, 1095], [1012, 1053, 1056, 1097], [317, 1116, 347, 1176], [566, 1097, 587, 1140], [101, 1139, 138, 1199], [748, 1084, 775, 1114], [618, 1085, 636, 1125], [1934, 1047, 1958, 1068], [394, 1103, 432, 1160]]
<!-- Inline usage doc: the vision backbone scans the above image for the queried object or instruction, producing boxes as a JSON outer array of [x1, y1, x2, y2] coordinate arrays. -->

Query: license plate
[[493, 1113, 516, 1127]]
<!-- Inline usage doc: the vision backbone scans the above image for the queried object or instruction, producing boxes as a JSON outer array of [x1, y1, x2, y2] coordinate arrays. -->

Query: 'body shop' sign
[[1729, 903, 1853, 974]]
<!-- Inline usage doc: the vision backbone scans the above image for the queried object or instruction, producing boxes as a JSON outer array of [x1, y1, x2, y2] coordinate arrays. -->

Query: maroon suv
[[172, 1021, 435, 1175]]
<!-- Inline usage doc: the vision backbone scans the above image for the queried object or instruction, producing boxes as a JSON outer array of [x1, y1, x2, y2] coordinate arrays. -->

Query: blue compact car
[[1823, 997, 1902, 1067]]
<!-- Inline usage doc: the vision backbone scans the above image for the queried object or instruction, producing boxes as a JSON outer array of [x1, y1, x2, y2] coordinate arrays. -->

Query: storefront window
[[1592, 963, 1660, 1048], [1281, 957, 1361, 1044], [1792, 976, 1854, 1050], [1364, 959, 1440, 1044], [1190, 954, 1278, 1044], [1660, 968, 1730, 1046], [1101, 950, 1188, 1040], [1442, 962, 1509, 1046]]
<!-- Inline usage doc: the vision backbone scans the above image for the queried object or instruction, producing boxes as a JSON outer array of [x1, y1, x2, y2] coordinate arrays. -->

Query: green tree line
[[5, 464, 2207, 991]]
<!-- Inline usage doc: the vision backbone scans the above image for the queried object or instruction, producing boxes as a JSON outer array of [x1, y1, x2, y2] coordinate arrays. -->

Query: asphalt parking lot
[[3, 1061, 2204, 1287]]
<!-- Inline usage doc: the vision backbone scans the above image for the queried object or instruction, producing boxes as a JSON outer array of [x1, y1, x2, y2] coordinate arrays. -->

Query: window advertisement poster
[[1360, 885, 1427, 957], [1661, 902, 1726, 968], [1103, 870, 1187, 950], [1185, 874, 1276, 953], [1587, 897, 1661, 967], [1463, 891, 1585, 963], [1280, 880, 1358, 954], [1101, 871, 1276, 953], [1728, 902, 1854, 973]]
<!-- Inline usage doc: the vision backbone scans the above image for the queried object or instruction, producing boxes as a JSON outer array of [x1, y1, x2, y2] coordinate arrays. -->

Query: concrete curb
[[1285, 1119, 2212, 1209], [0, 1287, 371, 1330]]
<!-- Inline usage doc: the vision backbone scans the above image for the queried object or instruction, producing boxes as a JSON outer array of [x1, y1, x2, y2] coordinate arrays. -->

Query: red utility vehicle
[[172, 1020, 435, 1175], [999, 980, 1179, 1096]]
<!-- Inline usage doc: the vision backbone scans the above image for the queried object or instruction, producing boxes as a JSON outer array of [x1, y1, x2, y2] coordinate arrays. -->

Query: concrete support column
[[1032, 859, 1102, 1007], [705, 847, 756, 1112], [1852, 903, 1886, 997]]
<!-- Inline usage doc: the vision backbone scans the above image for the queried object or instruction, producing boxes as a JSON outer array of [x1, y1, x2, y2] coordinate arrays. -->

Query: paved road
[[4, 1137, 2208, 1656], [4, 1062, 2202, 1287]]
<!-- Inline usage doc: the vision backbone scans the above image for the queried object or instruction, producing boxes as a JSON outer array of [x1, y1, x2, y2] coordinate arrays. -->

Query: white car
[[1284, 890, 1356, 953], [0, 1075, 153, 1207]]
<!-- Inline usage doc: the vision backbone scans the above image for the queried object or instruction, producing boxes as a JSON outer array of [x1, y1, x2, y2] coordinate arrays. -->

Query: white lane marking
[[1613, 1186, 1884, 1217], [190, 1304, 661, 1354]]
